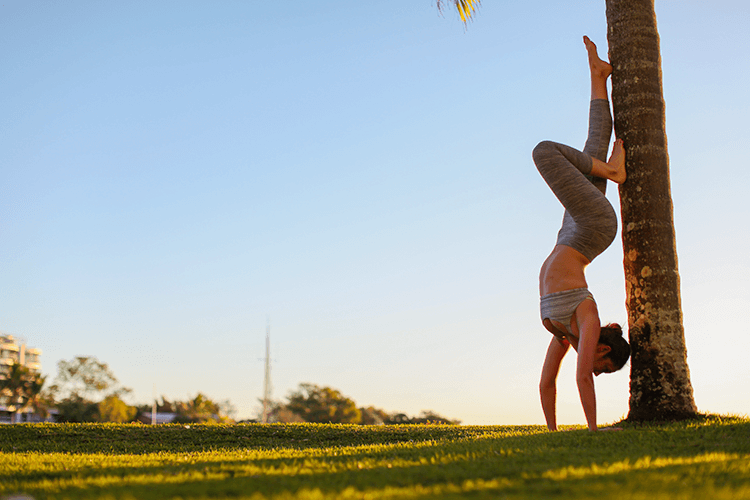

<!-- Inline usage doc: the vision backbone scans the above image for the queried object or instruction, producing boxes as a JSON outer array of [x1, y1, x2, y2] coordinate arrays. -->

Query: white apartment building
[[0, 334, 41, 376], [1, 334, 44, 423]]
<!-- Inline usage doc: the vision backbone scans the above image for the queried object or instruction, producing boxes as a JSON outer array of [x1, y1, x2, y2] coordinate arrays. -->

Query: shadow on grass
[[2, 417, 749, 499], [0, 422, 514, 454]]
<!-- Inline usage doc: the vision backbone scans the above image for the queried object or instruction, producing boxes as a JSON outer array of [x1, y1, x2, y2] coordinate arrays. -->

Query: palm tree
[[605, 0, 697, 421], [435, 0, 698, 421], [0, 363, 47, 423]]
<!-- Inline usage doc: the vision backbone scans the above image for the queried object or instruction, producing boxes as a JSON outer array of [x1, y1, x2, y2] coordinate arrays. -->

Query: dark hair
[[599, 323, 630, 371]]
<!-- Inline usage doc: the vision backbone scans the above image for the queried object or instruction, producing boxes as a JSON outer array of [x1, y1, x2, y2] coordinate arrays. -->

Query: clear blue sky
[[2, 0, 748, 425]]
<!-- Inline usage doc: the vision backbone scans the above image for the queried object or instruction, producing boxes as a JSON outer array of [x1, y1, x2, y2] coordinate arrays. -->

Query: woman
[[533, 36, 631, 432]]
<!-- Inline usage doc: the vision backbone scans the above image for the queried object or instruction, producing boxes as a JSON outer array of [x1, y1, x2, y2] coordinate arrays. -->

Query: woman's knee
[[596, 206, 619, 247], [532, 140, 559, 164]]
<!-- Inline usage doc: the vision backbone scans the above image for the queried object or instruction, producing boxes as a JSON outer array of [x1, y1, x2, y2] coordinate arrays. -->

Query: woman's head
[[598, 323, 630, 372]]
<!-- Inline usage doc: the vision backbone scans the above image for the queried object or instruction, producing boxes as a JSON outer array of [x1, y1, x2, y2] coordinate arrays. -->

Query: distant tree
[[409, 411, 461, 425], [383, 410, 460, 425], [173, 393, 234, 424], [359, 406, 391, 425], [157, 397, 175, 413], [50, 356, 130, 401], [267, 384, 461, 425], [285, 383, 361, 424], [133, 397, 175, 424], [384, 413, 412, 425], [218, 399, 237, 421], [140, 396, 177, 414], [133, 395, 234, 424], [49, 356, 132, 423], [29, 387, 55, 421], [0, 362, 46, 423], [96, 395, 137, 423], [267, 401, 306, 424], [139, 396, 178, 413], [55, 394, 99, 423]]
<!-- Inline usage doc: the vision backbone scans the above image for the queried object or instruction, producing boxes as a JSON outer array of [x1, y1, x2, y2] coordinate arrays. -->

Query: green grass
[[2, 416, 750, 499]]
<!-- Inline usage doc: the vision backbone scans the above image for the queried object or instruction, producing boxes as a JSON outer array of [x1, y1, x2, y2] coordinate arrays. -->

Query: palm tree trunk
[[434, 0, 698, 422], [605, 0, 698, 421]]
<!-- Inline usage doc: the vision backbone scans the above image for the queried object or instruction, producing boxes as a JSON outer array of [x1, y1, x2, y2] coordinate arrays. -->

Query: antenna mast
[[261, 319, 272, 423]]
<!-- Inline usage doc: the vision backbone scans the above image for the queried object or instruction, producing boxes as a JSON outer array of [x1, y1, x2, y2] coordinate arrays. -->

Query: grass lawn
[[1, 416, 750, 499]]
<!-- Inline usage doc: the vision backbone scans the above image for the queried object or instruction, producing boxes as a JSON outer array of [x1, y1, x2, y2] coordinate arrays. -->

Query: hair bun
[[604, 323, 623, 335]]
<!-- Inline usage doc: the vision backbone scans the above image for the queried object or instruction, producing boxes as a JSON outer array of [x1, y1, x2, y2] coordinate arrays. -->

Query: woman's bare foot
[[590, 139, 626, 183], [583, 35, 612, 80], [607, 139, 626, 184]]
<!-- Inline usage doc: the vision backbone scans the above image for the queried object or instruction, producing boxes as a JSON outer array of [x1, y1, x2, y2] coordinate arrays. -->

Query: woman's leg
[[585, 36, 610, 102], [583, 100, 612, 165], [533, 139, 619, 262], [533, 140, 614, 223], [582, 36, 625, 183], [531, 37, 622, 261], [591, 140, 625, 183]]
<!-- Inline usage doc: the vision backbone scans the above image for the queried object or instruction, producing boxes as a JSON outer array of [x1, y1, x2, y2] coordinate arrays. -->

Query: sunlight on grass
[[1, 418, 749, 499], [544, 452, 750, 480]]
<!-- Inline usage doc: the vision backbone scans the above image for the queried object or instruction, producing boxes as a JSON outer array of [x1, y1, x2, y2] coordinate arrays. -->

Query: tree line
[[1, 357, 459, 425], [0, 356, 234, 424], [262, 382, 460, 425]]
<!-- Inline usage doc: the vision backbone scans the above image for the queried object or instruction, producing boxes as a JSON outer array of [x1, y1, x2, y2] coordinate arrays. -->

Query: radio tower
[[261, 320, 272, 423]]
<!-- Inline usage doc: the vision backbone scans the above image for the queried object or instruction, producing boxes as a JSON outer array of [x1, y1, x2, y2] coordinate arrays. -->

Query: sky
[[1, 0, 748, 426]]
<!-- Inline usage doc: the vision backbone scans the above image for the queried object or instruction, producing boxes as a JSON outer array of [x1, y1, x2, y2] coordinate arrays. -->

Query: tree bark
[[605, 0, 698, 421]]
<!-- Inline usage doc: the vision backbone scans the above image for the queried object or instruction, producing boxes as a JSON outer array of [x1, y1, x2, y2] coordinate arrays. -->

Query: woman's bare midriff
[[539, 244, 591, 296], [539, 244, 592, 339]]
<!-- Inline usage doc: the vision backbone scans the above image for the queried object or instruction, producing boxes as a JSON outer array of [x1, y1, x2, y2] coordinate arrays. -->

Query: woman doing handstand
[[533, 36, 631, 432]]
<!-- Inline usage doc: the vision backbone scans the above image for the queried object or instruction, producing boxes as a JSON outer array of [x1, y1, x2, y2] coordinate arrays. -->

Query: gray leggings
[[532, 99, 617, 262]]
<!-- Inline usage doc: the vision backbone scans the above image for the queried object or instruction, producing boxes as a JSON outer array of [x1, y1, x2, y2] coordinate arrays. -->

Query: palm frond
[[436, 0, 481, 24]]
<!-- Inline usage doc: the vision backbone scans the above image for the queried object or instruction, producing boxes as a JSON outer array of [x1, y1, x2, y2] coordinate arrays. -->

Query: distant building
[[137, 412, 178, 425], [0, 334, 46, 423], [0, 334, 42, 377]]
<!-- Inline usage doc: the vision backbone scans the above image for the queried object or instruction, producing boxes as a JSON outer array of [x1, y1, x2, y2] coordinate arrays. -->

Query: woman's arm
[[574, 300, 602, 431], [539, 337, 570, 431]]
